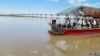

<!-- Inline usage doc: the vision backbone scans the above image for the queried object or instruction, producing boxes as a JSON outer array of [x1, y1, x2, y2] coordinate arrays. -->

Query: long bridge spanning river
[[0, 14, 65, 18]]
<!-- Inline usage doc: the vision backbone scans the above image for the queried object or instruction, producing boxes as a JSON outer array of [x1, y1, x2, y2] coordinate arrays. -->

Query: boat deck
[[49, 28, 100, 35]]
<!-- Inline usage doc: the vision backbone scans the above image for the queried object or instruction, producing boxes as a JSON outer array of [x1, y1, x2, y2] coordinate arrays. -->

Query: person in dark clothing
[[67, 23, 71, 29], [73, 22, 77, 27], [86, 23, 90, 29], [62, 24, 66, 28], [57, 23, 62, 28]]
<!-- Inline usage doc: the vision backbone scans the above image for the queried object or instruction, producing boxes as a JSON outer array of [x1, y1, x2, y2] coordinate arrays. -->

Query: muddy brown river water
[[0, 17, 100, 56]]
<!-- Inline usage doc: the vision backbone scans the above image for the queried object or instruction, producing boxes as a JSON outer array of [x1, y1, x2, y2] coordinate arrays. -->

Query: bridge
[[7, 14, 64, 18]]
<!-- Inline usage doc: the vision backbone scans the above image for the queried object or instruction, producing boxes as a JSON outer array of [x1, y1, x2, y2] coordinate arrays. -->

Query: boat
[[48, 28, 100, 35], [48, 6, 100, 35]]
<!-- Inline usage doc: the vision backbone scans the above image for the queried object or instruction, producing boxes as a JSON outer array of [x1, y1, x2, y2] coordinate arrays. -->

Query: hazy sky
[[0, 0, 100, 14]]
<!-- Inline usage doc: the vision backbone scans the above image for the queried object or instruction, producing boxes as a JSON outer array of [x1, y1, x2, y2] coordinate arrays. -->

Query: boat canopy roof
[[57, 6, 100, 15]]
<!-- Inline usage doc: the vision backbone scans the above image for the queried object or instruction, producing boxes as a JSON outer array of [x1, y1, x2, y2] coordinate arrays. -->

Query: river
[[0, 16, 100, 56]]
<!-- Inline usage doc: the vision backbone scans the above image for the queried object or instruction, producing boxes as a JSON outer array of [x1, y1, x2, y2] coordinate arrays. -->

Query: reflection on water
[[49, 34, 100, 56], [0, 16, 100, 56]]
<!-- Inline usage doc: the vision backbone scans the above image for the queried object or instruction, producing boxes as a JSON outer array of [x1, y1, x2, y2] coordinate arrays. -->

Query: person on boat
[[86, 23, 90, 29], [73, 21, 77, 29], [49, 20, 64, 34], [85, 19, 90, 29], [67, 23, 71, 29], [89, 22, 92, 29], [77, 24, 82, 29], [57, 23, 62, 28], [95, 19, 99, 28], [65, 18, 71, 29], [64, 17, 69, 29], [98, 20, 100, 28]]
